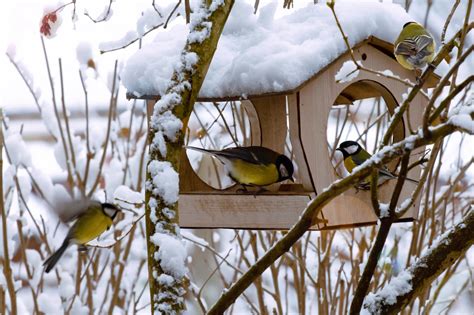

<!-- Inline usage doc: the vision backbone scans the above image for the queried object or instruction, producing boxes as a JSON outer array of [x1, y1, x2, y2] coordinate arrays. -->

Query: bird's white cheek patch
[[279, 164, 289, 178], [345, 145, 359, 155], [104, 207, 116, 217]]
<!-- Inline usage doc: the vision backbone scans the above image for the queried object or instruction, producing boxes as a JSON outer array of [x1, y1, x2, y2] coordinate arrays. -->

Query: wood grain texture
[[179, 193, 327, 230], [287, 93, 315, 191]]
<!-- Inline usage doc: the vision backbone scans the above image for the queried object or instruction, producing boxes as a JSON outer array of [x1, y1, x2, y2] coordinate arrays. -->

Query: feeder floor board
[[178, 191, 415, 230], [178, 193, 327, 230]]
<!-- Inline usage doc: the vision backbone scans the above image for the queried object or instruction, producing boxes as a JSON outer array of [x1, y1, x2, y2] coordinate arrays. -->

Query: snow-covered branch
[[364, 209, 474, 314]]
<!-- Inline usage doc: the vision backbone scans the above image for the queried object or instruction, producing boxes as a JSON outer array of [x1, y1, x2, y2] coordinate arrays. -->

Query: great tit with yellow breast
[[43, 201, 120, 273], [185, 146, 294, 190], [336, 141, 418, 189], [394, 22, 435, 72]]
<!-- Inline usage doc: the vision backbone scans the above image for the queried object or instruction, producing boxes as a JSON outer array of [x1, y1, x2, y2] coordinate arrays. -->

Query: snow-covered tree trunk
[[144, 0, 234, 313]]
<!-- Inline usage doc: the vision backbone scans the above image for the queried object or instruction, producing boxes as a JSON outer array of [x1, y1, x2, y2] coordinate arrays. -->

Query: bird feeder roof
[[123, 2, 440, 102]]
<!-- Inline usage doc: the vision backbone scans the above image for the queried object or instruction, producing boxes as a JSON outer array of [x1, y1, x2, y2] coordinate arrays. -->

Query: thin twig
[[441, 0, 460, 44], [87, 60, 118, 197]]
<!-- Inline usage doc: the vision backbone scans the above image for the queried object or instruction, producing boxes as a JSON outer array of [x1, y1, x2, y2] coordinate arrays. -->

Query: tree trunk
[[144, 1, 234, 313]]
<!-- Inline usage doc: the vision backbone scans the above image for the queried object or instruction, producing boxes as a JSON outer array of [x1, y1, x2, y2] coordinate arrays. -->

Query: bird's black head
[[403, 21, 417, 29], [336, 140, 362, 159], [102, 203, 120, 220], [276, 155, 294, 182]]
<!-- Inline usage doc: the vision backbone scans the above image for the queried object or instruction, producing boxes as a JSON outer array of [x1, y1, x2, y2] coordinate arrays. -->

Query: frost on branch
[[363, 210, 474, 314], [448, 98, 474, 134], [364, 270, 413, 313]]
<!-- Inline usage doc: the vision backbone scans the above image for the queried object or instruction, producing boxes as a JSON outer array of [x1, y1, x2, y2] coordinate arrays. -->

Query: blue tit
[[336, 140, 418, 189], [43, 201, 120, 273], [394, 22, 435, 71], [185, 146, 294, 190]]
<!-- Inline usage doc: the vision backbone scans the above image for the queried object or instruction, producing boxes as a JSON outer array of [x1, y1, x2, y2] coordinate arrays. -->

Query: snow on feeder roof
[[123, 1, 437, 101]]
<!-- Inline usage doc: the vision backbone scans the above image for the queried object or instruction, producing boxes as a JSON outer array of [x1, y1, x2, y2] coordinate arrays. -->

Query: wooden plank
[[178, 192, 412, 230], [334, 81, 382, 105], [146, 100, 155, 119], [287, 93, 315, 191], [180, 149, 217, 192], [179, 193, 327, 230], [241, 100, 261, 146], [249, 95, 287, 152]]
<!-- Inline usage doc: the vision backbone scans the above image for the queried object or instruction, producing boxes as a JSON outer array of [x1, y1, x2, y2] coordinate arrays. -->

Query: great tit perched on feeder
[[185, 146, 294, 191], [43, 201, 121, 273], [394, 22, 435, 75], [336, 140, 418, 189]]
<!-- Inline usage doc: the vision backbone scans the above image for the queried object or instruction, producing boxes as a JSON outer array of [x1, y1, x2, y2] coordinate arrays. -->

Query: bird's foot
[[415, 69, 422, 84], [78, 245, 88, 252], [236, 185, 267, 197], [236, 185, 249, 193], [354, 183, 370, 192]]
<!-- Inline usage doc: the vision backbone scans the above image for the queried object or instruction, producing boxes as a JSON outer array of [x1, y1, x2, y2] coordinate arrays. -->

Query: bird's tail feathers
[[184, 146, 215, 155], [405, 177, 419, 184], [43, 239, 70, 273]]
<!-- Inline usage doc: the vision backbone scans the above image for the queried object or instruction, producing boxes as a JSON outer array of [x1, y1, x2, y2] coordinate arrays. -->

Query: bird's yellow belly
[[344, 158, 371, 185], [343, 158, 357, 173], [72, 215, 112, 244], [229, 160, 279, 186]]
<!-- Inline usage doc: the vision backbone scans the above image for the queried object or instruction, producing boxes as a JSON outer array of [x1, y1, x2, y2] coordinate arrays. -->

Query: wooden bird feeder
[[133, 36, 439, 230]]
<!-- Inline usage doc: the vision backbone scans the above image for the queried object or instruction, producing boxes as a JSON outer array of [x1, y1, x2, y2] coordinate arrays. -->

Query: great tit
[[43, 201, 120, 273], [394, 22, 435, 72], [185, 146, 294, 190], [336, 140, 418, 189]]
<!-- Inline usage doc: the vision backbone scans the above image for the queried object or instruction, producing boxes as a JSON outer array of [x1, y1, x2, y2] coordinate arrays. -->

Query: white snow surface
[[335, 60, 360, 83], [364, 270, 413, 312], [379, 203, 390, 218], [123, 1, 412, 98], [147, 161, 179, 205], [151, 233, 188, 279]]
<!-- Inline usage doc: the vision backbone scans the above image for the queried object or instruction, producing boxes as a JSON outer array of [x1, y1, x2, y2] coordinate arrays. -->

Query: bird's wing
[[185, 146, 258, 164], [414, 35, 434, 52], [395, 39, 418, 56], [55, 199, 101, 223], [186, 146, 281, 165], [351, 149, 373, 167], [217, 147, 278, 165], [395, 35, 433, 56]]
